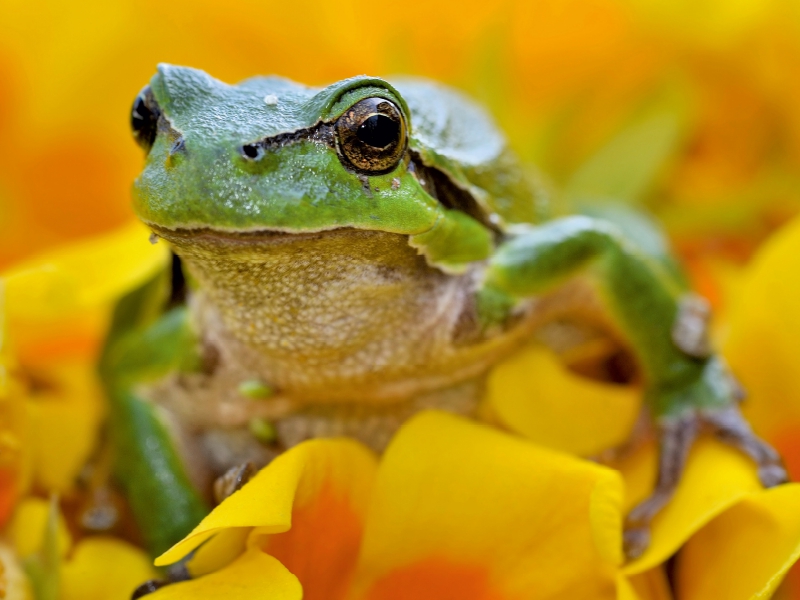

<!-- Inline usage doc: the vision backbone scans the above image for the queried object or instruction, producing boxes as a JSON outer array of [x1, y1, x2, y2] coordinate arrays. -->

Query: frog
[[102, 64, 787, 565]]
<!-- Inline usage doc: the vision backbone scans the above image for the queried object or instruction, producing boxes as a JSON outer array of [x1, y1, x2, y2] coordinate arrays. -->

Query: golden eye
[[335, 97, 407, 175]]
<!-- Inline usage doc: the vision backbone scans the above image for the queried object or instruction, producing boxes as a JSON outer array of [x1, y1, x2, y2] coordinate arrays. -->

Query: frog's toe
[[213, 461, 257, 504], [759, 463, 789, 488], [623, 525, 651, 561], [622, 412, 699, 560], [702, 406, 789, 488]]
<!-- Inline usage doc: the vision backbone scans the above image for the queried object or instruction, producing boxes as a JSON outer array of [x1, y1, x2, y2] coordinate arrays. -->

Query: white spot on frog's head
[[264, 94, 279, 106]]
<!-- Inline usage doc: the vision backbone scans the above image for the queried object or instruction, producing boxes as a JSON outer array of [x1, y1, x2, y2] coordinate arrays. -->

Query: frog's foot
[[623, 412, 699, 560], [213, 462, 257, 504], [703, 406, 788, 487], [623, 407, 788, 560], [131, 563, 191, 599]]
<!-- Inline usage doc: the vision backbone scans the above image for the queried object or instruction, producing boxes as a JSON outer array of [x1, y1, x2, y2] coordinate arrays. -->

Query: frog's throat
[[155, 226, 534, 402]]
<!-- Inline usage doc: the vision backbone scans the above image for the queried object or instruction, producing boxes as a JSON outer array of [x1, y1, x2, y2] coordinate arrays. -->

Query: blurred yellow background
[[3, 1, 800, 597], [2, 0, 800, 271]]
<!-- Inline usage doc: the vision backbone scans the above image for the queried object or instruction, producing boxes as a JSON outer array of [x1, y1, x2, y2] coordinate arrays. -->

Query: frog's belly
[[148, 277, 624, 487], [172, 228, 548, 403]]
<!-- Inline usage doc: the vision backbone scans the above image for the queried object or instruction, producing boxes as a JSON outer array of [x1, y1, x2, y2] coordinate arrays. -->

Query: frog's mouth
[[148, 223, 358, 247]]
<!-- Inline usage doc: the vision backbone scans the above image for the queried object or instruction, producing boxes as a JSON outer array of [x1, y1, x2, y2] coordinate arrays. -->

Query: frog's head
[[129, 65, 504, 395], [131, 64, 493, 272]]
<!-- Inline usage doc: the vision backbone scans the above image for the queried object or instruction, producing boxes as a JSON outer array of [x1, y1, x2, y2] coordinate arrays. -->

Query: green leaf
[[565, 109, 682, 204]]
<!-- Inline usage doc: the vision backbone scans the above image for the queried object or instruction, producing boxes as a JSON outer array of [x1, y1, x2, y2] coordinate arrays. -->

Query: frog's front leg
[[481, 215, 787, 559], [100, 282, 210, 557]]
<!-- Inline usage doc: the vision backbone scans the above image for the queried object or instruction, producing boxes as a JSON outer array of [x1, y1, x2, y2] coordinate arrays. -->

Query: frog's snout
[[131, 85, 161, 153]]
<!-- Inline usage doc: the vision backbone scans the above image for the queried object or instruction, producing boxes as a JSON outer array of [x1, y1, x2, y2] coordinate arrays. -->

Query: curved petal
[[8, 497, 70, 559], [618, 569, 672, 600], [723, 216, 800, 439], [60, 537, 157, 600], [3, 220, 167, 320], [156, 437, 378, 591], [351, 411, 624, 600], [486, 346, 640, 456], [186, 528, 250, 578], [0, 368, 29, 526], [27, 361, 105, 493], [622, 437, 762, 574], [150, 549, 301, 600], [675, 483, 800, 600], [3, 220, 169, 363]]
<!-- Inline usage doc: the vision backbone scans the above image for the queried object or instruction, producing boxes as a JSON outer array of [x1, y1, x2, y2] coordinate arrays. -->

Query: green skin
[[103, 65, 785, 561]]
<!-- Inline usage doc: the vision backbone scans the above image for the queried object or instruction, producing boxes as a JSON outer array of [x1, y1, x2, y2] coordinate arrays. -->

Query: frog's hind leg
[[481, 215, 787, 559], [623, 405, 785, 558]]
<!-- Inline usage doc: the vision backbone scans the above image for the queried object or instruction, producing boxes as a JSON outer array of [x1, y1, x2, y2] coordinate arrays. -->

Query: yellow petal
[[3, 220, 167, 320], [619, 569, 673, 600], [251, 451, 376, 600], [486, 345, 640, 456], [7, 497, 70, 559], [617, 575, 640, 600], [3, 220, 168, 362], [724, 215, 800, 438], [0, 367, 30, 524], [675, 484, 800, 600], [150, 549, 301, 600], [60, 537, 157, 600], [26, 361, 104, 493], [622, 437, 762, 574], [351, 411, 624, 600], [156, 438, 377, 568], [186, 528, 250, 578]]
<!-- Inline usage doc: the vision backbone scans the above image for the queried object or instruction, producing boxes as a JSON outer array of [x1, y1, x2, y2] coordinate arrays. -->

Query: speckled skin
[[158, 227, 537, 402], [107, 65, 786, 558]]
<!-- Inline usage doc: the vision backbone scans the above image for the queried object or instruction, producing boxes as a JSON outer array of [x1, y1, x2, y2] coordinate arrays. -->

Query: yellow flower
[[484, 345, 800, 599], [149, 410, 800, 600], [0, 220, 168, 498], [6, 496, 157, 600], [152, 411, 625, 599], [723, 215, 800, 599]]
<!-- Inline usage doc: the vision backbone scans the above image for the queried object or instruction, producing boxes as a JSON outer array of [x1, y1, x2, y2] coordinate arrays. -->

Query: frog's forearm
[[109, 388, 209, 556], [100, 296, 209, 556], [483, 216, 707, 414]]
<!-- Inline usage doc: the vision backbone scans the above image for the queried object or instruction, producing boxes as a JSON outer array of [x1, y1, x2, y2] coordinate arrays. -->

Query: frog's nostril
[[131, 85, 161, 152]]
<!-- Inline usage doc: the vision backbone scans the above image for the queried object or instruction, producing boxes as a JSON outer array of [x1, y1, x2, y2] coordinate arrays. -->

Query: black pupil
[[356, 114, 399, 148], [131, 95, 152, 132]]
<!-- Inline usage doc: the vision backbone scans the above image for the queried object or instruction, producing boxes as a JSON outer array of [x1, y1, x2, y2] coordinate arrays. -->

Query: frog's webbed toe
[[703, 406, 788, 488], [622, 406, 788, 561], [623, 413, 699, 560]]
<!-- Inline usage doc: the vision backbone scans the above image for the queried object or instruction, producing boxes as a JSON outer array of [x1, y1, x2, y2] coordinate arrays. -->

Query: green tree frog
[[103, 64, 786, 562]]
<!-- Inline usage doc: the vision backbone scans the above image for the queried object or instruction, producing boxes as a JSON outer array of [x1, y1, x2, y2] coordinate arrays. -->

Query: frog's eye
[[131, 86, 161, 152], [335, 97, 407, 175]]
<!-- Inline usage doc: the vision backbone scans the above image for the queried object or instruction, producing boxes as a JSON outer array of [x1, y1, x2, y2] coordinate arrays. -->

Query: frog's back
[[389, 77, 550, 227]]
